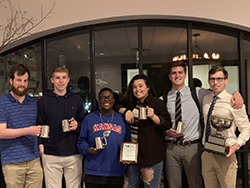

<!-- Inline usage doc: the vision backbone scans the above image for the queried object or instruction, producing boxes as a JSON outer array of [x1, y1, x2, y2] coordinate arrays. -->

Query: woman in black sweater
[[116, 74, 171, 188]]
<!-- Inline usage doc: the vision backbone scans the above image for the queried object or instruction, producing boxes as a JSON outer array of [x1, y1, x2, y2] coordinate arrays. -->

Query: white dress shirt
[[202, 89, 250, 146]]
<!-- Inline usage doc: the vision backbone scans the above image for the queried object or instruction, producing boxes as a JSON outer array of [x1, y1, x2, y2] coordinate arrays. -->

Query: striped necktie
[[175, 91, 181, 129], [205, 95, 218, 142]]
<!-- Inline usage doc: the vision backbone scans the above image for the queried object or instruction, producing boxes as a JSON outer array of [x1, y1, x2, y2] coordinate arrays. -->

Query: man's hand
[[231, 92, 243, 109], [69, 118, 78, 131], [39, 144, 44, 158], [29, 126, 42, 136], [225, 144, 239, 157], [165, 128, 185, 138], [125, 110, 134, 124]]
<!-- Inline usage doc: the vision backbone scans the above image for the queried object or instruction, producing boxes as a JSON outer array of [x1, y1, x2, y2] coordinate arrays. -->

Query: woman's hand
[[146, 106, 161, 125], [146, 106, 155, 119], [125, 110, 134, 124], [88, 147, 102, 154]]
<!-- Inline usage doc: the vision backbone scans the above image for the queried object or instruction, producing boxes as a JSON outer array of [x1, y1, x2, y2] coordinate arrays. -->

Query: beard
[[11, 85, 28, 96]]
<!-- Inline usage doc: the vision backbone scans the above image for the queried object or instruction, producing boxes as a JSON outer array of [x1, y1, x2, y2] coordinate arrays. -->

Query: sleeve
[[232, 106, 250, 147], [114, 97, 133, 112], [77, 116, 90, 155], [153, 99, 171, 131], [37, 99, 47, 145], [0, 100, 7, 124], [75, 98, 85, 133]]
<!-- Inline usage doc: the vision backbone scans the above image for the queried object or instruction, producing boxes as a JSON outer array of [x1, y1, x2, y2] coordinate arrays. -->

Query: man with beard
[[0, 64, 43, 188]]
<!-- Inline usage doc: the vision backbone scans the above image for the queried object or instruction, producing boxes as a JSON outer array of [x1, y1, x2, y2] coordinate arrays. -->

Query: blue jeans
[[126, 161, 163, 188]]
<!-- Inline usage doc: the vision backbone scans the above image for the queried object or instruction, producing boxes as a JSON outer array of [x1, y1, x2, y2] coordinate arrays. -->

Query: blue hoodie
[[37, 90, 85, 156]]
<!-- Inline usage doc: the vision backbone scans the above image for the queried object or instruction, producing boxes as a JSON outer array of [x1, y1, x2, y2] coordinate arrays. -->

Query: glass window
[[94, 24, 138, 96], [244, 35, 250, 113], [0, 43, 42, 99], [192, 27, 238, 94], [142, 25, 187, 96], [46, 30, 93, 113]]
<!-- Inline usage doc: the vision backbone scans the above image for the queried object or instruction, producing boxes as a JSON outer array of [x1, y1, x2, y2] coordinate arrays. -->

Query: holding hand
[[231, 92, 243, 109], [125, 110, 134, 124], [69, 118, 78, 131], [165, 128, 185, 138], [89, 147, 102, 154], [29, 125, 42, 136], [225, 144, 239, 157], [146, 106, 155, 119]]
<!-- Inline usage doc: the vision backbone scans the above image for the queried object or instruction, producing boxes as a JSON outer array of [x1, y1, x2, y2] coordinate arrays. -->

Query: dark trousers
[[85, 182, 123, 188]]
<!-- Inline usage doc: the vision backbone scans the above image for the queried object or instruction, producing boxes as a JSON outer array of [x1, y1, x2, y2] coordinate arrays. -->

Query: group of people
[[0, 61, 249, 188]]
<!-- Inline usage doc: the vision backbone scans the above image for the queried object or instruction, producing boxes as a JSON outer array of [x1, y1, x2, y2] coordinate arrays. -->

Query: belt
[[166, 139, 200, 146]]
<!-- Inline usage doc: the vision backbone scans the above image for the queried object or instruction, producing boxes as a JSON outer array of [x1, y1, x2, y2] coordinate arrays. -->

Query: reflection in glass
[[142, 26, 187, 96], [244, 38, 250, 113], [0, 43, 42, 99], [95, 24, 138, 95], [192, 29, 238, 93], [47, 31, 97, 113]]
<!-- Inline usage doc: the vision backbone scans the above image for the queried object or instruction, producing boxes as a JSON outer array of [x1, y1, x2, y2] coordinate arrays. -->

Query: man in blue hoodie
[[38, 66, 85, 188]]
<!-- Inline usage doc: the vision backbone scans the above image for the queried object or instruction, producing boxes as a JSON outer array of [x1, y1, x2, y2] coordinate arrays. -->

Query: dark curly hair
[[127, 74, 156, 106]]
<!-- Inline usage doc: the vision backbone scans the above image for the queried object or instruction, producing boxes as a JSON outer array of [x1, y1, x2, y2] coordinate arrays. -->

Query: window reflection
[[192, 29, 238, 94], [142, 26, 187, 96], [244, 37, 250, 113], [95, 24, 138, 95], [46, 31, 95, 114], [0, 43, 42, 98]]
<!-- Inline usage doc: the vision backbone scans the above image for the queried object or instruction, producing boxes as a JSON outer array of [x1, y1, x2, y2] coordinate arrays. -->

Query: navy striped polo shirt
[[0, 92, 39, 164]]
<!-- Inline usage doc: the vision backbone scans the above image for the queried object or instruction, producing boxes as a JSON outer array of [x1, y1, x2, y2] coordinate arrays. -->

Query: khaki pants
[[201, 151, 238, 188], [2, 157, 43, 188], [42, 154, 83, 188]]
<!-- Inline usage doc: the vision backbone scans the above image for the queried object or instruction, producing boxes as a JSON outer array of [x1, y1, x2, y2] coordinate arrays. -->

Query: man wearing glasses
[[37, 67, 85, 188], [202, 66, 250, 188]]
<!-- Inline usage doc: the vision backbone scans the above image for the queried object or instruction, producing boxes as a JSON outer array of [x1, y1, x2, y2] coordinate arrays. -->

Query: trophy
[[204, 115, 233, 156]]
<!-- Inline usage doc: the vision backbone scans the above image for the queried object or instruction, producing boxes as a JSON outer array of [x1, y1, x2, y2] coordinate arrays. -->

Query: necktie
[[175, 91, 181, 129], [205, 95, 218, 142]]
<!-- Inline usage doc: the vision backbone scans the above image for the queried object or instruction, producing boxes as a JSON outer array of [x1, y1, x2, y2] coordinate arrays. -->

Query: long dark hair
[[127, 74, 156, 106]]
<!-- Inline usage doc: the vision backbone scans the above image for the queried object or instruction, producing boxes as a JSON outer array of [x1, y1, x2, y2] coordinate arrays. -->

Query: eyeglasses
[[209, 77, 225, 82], [99, 96, 114, 101]]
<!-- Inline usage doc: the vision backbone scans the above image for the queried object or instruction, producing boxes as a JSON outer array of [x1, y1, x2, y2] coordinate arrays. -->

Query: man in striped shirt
[[0, 64, 43, 188]]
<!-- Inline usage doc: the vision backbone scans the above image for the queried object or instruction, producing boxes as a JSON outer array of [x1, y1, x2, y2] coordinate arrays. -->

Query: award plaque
[[120, 142, 138, 163], [203, 115, 233, 156]]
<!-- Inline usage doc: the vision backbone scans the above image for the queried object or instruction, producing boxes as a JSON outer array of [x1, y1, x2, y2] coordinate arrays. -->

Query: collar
[[170, 86, 189, 96], [139, 94, 153, 105], [214, 89, 227, 99], [7, 91, 31, 103]]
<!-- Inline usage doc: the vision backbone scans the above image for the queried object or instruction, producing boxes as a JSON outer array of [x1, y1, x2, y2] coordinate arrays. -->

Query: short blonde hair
[[51, 66, 69, 77]]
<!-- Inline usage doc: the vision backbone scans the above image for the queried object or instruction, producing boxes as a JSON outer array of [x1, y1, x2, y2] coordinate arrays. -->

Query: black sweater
[[37, 90, 85, 156], [116, 94, 171, 166]]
